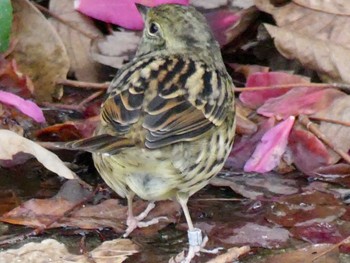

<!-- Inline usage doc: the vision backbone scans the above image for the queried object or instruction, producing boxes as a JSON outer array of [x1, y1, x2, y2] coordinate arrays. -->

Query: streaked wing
[[142, 56, 232, 148], [99, 55, 232, 150]]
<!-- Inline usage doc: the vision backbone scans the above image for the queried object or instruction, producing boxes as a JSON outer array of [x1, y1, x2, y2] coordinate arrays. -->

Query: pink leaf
[[257, 88, 344, 120], [74, 0, 189, 30], [225, 117, 275, 169], [0, 91, 45, 123], [205, 10, 240, 46], [244, 116, 295, 173], [239, 72, 309, 109], [288, 128, 333, 174]]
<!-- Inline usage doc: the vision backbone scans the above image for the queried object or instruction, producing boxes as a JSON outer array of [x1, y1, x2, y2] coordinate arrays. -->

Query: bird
[[67, 3, 236, 262]]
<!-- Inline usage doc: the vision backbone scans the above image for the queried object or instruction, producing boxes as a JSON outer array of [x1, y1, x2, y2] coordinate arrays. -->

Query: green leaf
[[0, 0, 13, 53]]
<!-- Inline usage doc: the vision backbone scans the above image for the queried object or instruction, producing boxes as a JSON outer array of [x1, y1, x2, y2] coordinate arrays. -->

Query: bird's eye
[[148, 22, 159, 35]]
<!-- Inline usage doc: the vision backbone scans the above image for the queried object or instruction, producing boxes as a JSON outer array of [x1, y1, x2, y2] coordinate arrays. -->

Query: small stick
[[233, 82, 350, 92], [33, 3, 100, 40], [41, 90, 104, 112], [57, 79, 109, 90], [309, 116, 350, 127], [311, 236, 350, 262], [78, 90, 104, 108], [299, 115, 350, 164]]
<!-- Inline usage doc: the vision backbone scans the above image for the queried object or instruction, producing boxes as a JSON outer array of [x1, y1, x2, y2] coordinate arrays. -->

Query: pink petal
[[225, 117, 275, 169], [239, 72, 309, 109], [205, 10, 240, 46], [244, 116, 295, 173], [257, 88, 344, 120], [0, 91, 45, 123], [75, 0, 189, 30]]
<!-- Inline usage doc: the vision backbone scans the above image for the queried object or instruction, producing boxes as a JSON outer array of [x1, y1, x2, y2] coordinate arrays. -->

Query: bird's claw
[[124, 202, 168, 237]]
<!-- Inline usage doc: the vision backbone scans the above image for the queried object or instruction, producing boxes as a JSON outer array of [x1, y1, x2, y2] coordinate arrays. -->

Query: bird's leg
[[124, 193, 168, 237], [177, 193, 222, 263]]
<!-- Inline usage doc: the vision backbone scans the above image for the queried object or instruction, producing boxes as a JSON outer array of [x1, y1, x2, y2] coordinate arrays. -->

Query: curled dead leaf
[[10, 0, 70, 102], [265, 24, 350, 84], [49, 0, 103, 82], [0, 129, 76, 180]]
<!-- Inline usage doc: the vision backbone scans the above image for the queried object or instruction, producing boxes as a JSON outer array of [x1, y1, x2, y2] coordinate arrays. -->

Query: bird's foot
[[170, 228, 222, 263], [123, 202, 168, 237]]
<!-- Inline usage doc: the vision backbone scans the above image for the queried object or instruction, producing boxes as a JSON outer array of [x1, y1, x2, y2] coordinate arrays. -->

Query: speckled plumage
[[68, 4, 235, 262]]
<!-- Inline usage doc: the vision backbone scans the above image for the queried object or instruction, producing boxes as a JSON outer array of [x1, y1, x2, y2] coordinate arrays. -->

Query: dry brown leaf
[[49, 0, 103, 82], [255, 0, 350, 49], [294, 0, 350, 16], [264, 24, 350, 84], [191, 0, 228, 9], [255, 0, 350, 83], [263, 243, 339, 263], [91, 31, 140, 69], [9, 0, 70, 102], [205, 246, 250, 263], [314, 95, 350, 164], [0, 129, 76, 180], [0, 238, 139, 263]]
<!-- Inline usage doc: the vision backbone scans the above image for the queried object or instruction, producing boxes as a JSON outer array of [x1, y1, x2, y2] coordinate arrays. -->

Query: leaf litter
[[1, 0, 350, 262]]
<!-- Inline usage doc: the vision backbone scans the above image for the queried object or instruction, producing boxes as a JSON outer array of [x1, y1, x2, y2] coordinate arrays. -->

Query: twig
[[233, 82, 350, 93], [41, 102, 83, 111], [41, 90, 104, 112], [311, 236, 350, 262], [33, 2, 100, 40], [57, 79, 109, 90], [0, 185, 99, 246], [309, 116, 350, 127], [78, 91, 104, 108], [299, 115, 350, 164]]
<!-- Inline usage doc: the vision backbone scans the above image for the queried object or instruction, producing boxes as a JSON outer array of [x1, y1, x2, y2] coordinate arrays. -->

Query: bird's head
[[135, 4, 220, 59]]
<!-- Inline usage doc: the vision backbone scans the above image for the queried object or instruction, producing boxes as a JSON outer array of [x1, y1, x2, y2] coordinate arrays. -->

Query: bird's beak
[[135, 3, 150, 21]]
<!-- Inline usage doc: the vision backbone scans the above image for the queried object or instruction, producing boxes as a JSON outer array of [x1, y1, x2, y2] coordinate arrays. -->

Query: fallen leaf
[[225, 117, 275, 169], [291, 222, 345, 244], [211, 172, 300, 199], [0, 129, 76, 180], [191, 0, 228, 9], [294, 0, 350, 16], [257, 87, 344, 120], [0, 238, 139, 263], [0, 91, 45, 123], [244, 116, 295, 173], [50, 0, 103, 82], [256, 0, 350, 49], [0, 57, 34, 97], [239, 72, 309, 109], [266, 191, 346, 227], [1, 180, 181, 235], [220, 223, 290, 248], [205, 9, 241, 46], [316, 95, 350, 164], [263, 243, 339, 263], [91, 31, 140, 68], [35, 123, 83, 142], [9, 0, 70, 101], [75, 0, 189, 30], [264, 24, 350, 83], [288, 128, 333, 174], [205, 246, 250, 263]]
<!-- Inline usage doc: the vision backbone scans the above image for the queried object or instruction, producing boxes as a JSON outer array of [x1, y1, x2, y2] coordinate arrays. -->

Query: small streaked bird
[[68, 4, 235, 262]]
